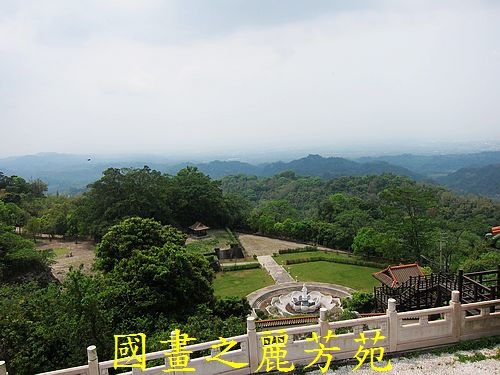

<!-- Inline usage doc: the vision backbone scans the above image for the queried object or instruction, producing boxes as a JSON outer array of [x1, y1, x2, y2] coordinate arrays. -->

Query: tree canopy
[[95, 216, 187, 272]]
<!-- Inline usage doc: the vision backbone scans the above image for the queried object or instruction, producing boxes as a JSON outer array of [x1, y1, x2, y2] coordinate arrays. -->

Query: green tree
[[25, 216, 42, 241], [319, 193, 363, 222], [29, 178, 48, 198], [379, 183, 438, 261], [0, 223, 52, 282], [220, 193, 252, 228], [94, 217, 214, 324], [79, 166, 173, 238], [39, 196, 75, 238], [95, 216, 187, 272], [352, 227, 382, 257], [169, 166, 226, 227], [344, 292, 375, 313], [460, 251, 500, 272], [0, 201, 28, 227], [248, 199, 299, 233], [107, 245, 215, 323]]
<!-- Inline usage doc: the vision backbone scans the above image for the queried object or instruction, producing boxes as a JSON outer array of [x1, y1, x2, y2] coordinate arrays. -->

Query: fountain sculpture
[[267, 284, 341, 316]]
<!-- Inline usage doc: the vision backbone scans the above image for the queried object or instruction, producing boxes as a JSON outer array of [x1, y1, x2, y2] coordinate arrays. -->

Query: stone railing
[[255, 315, 319, 329], [1, 291, 499, 375]]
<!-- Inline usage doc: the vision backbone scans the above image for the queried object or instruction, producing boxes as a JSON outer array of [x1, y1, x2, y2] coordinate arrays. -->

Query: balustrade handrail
[[464, 268, 499, 277], [255, 315, 317, 324], [462, 275, 491, 292], [6, 295, 500, 375], [37, 365, 89, 375], [459, 299, 500, 310], [398, 305, 451, 318]]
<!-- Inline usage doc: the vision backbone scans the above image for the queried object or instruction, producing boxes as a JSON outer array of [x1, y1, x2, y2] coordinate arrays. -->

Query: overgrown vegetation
[[185, 229, 233, 254], [223, 173, 500, 271], [1, 166, 500, 373], [221, 262, 261, 271]]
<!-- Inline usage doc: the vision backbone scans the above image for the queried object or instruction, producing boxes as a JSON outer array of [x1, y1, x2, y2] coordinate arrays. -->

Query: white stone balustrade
[[5, 292, 500, 375]]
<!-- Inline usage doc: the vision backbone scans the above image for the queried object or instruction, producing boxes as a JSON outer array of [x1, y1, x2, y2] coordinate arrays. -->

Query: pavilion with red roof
[[373, 263, 424, 288]]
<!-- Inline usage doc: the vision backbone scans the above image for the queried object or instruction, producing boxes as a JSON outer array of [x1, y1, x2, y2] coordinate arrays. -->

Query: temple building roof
[[373, 263, 424, 288], [189, 221, 210, 231]]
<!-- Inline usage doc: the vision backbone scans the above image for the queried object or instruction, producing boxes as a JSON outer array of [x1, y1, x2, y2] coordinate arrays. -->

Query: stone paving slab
[[257, 255, 295, 284]]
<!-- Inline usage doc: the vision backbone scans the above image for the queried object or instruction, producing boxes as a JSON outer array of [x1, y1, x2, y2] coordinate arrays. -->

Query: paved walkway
[[257, 255, 295, 284]]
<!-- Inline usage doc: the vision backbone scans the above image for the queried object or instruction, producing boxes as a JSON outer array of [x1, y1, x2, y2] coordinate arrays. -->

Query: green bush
[[222, 263, 261, 272], [344, 292, 376, 313], [278, 246, 320, 254]]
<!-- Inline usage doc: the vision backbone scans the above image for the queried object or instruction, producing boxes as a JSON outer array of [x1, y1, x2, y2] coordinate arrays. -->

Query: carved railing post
[[319, 308, 328, 342], [458, 270, 464, 299], [497, 265, 500, 297], [386, 298, 398, 352], [450, 290, 461, 341], [87, 345, 99, 375], [247, 316, 259, 373]]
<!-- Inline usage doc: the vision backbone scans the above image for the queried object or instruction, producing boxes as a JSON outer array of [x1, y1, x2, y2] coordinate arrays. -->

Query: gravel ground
[[306, 346, 500, 374], [237, 233, 344, 256], [37, 239, 95, 281]]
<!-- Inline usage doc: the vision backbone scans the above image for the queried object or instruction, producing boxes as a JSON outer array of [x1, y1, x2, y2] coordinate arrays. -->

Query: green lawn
[[213, 268, 274, 298], [285, 261, 380, 292], [185, 229, 233, 254]]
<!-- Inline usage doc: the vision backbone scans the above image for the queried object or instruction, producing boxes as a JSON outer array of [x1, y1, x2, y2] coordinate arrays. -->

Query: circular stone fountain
[[247, 282, 353, 317], [292, 284, 323, 312]]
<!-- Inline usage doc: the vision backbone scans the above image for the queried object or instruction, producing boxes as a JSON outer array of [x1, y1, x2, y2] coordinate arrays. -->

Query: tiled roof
[[373, 263, 424, 288], [189, 221, 210, 231]]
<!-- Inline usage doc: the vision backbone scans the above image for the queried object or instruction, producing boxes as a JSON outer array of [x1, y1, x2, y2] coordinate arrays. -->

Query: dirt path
[[36, 240, 95, 281], [237, 233, 345, 256]]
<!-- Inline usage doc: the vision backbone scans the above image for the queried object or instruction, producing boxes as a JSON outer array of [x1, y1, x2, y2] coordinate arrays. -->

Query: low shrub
[[222, 263, 261, 272], [278, 246, 320, 254], [284, 256, 386, 269]]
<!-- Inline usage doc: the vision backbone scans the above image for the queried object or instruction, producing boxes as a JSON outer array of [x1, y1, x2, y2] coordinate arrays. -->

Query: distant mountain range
[[356, 151, 500, 177], [1, 151, 500, 199], [435, 163, 500, 200]]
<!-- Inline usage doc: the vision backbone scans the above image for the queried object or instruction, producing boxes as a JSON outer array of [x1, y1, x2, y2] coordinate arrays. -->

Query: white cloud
[[0, 1, 499, 157]]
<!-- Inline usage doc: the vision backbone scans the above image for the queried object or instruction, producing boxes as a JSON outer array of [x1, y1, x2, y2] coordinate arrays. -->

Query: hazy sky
[[1, 0, 500, 158]]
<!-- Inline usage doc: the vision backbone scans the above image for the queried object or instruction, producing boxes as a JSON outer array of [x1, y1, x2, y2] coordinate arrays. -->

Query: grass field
[[213, 268, 274, 298], [185, 229, 233, 254], [285, 261, 380, 292]]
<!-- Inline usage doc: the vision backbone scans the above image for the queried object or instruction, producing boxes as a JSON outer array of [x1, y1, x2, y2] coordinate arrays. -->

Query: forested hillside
[[1, 166, 500, 373], [3, 152, 500, 198], [436, 164, 500, 200], [357, 151, 500, 176], [0, 153, 419, 193], [222, 172, 500, 271]]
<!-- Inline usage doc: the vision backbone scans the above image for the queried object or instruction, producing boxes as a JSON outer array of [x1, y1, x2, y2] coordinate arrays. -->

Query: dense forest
[[0, 169, 249, 374], [1, 167, 500, 374], [221, 172, 500, 271]]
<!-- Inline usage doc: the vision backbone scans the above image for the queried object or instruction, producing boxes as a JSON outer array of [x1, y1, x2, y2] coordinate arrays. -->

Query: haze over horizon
[[1, 1, 500, 158]]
